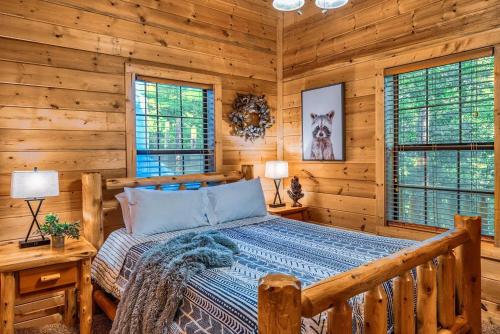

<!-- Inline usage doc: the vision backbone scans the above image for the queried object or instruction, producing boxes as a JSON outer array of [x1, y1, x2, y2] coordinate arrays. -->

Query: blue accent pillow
[[205, 178, 267, 224]]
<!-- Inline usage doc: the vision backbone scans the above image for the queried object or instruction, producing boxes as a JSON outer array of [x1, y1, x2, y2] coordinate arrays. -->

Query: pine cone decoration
[[287, 176, 304, 207]]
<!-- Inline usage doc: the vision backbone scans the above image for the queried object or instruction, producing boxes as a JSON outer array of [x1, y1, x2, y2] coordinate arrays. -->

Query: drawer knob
[[40, 273, 61, 282]]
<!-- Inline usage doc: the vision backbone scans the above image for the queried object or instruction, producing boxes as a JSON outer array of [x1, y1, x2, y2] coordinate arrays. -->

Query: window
[[133, 76, 215, 178], [385, 52, 495, 236]]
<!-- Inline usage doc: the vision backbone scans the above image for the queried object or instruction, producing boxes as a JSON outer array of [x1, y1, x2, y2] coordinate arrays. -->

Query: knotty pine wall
[[282, 0, 500, 321], [0, 0, 278, 242], [0, 0, 499, 326]]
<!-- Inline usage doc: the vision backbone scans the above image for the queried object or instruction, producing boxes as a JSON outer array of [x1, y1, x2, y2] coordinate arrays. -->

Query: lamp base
[[269, 203, 286, 208], [19, 238, 50, 249], [20, 198, 49, 249]]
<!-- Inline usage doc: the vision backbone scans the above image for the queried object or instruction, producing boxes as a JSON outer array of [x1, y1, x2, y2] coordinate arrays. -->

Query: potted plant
[[40, 213, 80, 248]]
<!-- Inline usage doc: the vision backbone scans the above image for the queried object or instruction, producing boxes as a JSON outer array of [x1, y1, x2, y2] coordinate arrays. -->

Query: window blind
[[384, 53, 495, 236], [134, 77, 215, 179]]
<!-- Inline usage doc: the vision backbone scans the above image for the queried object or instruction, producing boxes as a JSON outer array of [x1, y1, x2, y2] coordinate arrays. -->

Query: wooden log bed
[[81, 165, 482, 334]]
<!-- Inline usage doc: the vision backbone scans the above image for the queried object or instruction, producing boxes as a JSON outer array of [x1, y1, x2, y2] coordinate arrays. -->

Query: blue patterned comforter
[[92, 215, 417, 333]]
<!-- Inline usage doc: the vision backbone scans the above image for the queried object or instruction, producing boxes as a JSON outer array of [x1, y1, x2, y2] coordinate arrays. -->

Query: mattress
[[92, 215, 417, 333]]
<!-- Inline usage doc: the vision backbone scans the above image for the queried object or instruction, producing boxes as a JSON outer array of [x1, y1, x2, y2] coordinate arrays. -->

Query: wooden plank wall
[[1, 0, 500, 326], [282, 0, 500, 322], [0, 0, 278, 242]]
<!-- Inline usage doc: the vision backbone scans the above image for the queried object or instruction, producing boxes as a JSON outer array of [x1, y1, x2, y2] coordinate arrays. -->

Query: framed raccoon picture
[[301, 83, 345, 161]]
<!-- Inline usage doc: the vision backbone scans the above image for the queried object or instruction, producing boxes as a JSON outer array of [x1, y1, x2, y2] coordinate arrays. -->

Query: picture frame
[[301, 83, 345, 161]]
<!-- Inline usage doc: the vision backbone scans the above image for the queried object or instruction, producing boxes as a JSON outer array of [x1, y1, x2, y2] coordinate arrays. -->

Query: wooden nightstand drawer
[[18, 263, 77, 295], [282, 212, 305, 221]]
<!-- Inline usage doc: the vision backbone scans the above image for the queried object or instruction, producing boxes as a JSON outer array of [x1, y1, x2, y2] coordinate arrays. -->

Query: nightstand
[[0, 238, 96, 334], [268, 204, 309, 222]]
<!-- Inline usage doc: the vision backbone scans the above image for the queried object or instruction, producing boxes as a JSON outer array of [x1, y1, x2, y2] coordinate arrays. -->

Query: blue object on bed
[[92, 216, 417, 334], [111, 231, 239, 334]]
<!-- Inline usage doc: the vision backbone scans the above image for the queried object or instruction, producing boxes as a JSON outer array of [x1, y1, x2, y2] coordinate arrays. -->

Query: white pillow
[[205, 178, 267, 224], [124, 187, 211, 236], [115, 192, 132, 234]]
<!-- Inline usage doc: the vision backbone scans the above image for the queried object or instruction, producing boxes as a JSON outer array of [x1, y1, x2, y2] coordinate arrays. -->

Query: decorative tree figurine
[[287, 176, 304, 207]]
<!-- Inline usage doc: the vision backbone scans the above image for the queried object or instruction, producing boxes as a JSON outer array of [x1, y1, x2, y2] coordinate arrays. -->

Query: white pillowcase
[[124, 187, 211, 236], [115, 192, 132, 234], [205, 178, 267, 224]]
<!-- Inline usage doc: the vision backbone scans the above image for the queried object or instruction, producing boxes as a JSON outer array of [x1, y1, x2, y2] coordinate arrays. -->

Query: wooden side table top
[[267, 204, 309, 216], [0, 238, 96, 272]]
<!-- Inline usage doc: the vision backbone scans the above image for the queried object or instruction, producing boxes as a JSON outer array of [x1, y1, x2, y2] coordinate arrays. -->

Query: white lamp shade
[[273, 0, 305, 11], [11, 170, 59, 199], [315, 0, 349, 9], [265, 161, 289, 179]]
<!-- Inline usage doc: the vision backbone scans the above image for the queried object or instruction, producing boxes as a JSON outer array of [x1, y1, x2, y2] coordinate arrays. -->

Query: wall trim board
[[276, 13, 284, 161], [374, 69, 385, 228], [495, 45, 500, 247], [384, 48, 494, 76]]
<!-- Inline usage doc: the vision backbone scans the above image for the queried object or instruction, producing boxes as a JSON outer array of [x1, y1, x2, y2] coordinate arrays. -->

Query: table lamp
[[265, 160, 288, 208], [11, 168, 59, 248]]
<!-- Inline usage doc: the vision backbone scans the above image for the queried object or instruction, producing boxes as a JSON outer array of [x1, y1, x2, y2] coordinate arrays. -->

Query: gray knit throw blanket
[[110, 230, 239, 334]]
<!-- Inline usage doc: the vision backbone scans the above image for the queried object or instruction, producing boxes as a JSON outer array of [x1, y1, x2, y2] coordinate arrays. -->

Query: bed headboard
[[81, 165, 254, 250]]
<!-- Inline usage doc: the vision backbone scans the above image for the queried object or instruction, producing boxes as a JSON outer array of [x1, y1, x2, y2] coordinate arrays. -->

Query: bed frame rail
[[258, 215, 481, 334]]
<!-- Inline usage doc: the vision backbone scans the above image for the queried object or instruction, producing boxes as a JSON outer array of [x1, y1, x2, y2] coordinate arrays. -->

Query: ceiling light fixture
[[272, 0, 305, 15], [272, 0, 348, 14], [315, 0, 349, 13]]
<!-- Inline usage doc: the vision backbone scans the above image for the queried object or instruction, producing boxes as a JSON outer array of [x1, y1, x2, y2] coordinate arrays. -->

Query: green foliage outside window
[[385, 56, 495, 236], [134, 80, 215, 178]]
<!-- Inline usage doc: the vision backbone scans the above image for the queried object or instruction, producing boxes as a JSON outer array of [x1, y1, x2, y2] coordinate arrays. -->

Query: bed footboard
[[258, 215, 482, 334]]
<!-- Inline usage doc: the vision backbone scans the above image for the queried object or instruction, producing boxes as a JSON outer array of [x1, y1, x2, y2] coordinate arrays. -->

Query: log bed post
[[241, 164, 254, 180], [327, 300, 352, 334], [82, 173, 104, 250], [454, 215, 481, 334], [437, 252, 456, 329], [394, 271, 415, 334], [417, 261, 437, 334], [364, 285, 388, 334], [258, 273, 301, 334]]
